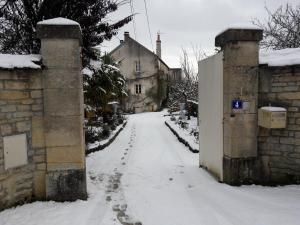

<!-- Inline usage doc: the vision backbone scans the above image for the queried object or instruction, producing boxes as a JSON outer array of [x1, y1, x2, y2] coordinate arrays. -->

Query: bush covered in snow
[[83, 55, 128, 148], [167, 80, 198, 110], [85, 114, 126, 150], [166, 114, 199, 151], [83, 55, 127, 113]]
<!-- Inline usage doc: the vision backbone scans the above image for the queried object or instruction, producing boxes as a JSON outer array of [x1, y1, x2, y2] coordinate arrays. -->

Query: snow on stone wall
[[216, 22, 260, 36], [0, 54, 41, 69], [0, 68, 44, 210], [260, 48, 300, 67], [258, 65, 300, 184], [37, 17, 79, 26]]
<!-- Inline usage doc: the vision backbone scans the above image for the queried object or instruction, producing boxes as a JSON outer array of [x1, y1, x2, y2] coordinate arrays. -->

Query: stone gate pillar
[[215, 28, 263, 184], [37, 18, 87, 200]]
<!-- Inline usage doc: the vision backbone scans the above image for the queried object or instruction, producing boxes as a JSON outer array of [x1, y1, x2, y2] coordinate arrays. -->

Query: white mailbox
[[4, 134, 28, 170], [258, 106, 287, 129]]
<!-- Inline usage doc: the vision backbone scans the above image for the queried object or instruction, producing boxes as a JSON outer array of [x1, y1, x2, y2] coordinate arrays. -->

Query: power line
[[129, 0, 137, 40], [143, 0, 154, 52]]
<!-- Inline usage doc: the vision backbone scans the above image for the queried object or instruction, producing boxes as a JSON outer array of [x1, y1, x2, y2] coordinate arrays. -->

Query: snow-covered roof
[[37, 17, 79, 26], [216, 22, 260, 36], [0, 54, 41, 69], [260, 106, 287, 112], [109, 35, 170, 70], [259, 48, 300, 67]]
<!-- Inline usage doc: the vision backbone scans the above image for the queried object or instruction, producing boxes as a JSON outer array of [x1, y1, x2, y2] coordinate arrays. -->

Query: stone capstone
[[215, 29, 263, 49]]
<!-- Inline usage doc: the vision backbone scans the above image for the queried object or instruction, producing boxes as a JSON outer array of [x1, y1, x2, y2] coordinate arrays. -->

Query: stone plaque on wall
[[4, 134, 28, 170]]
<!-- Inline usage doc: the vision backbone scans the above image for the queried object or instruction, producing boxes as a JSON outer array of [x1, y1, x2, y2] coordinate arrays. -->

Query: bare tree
[[180, 44, 207, 81], [180, 48, 195, 81], [168, 44, 208, 108], [192, 44, 208, 63], [253, 4, 300, 49]]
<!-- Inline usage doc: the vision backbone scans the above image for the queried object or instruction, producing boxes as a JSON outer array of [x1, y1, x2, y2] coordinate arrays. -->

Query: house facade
[[109, 32, 170, 113], [169, 68, 183, 83]]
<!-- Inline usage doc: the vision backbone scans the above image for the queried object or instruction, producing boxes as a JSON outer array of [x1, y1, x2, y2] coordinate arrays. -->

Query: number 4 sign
[[232, 100, 243, 109]]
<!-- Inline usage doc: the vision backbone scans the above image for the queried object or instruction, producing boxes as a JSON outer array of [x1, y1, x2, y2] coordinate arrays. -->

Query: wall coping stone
[[215, 29, 263, 48], [37, 18, 82, 46]]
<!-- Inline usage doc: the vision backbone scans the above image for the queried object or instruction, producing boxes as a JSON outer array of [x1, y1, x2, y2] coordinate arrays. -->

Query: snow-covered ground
[[165, 114, 199, 151], [87, 121, 126, 150], [1, 112, 300, 225]]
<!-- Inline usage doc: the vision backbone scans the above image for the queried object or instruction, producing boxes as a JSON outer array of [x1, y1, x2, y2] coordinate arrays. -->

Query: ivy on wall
[[146, 74, 168, 107]]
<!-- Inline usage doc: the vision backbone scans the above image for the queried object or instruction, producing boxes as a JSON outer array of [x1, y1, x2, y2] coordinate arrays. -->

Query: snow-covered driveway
[[1, 112, 300, 225]]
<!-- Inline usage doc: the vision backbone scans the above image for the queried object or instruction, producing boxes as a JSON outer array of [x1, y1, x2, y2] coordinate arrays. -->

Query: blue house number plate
[[232, 100, 243, 109]]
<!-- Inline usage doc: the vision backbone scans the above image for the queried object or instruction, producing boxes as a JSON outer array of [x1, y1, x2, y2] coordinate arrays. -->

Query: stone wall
[[0, 69, 44, 209], [258, 65, 300, 184], [198, 27, 300, 185], [0, 18, 87, 211]]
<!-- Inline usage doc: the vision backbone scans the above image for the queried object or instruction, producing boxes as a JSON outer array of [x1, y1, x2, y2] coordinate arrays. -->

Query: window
[[135, 84, 142, 94], [135, 61, 141, 72]]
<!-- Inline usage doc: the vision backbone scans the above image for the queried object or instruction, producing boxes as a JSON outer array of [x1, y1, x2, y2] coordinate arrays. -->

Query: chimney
[[156, 33, 161, 58], [124, 31, 129, 41]]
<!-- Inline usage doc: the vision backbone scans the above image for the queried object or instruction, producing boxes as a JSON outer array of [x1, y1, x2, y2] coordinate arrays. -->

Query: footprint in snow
[[113, 204, 120, 211]]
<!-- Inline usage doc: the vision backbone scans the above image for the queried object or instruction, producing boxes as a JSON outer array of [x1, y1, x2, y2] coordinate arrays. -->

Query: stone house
[[198, 26, 300, 185], [169, 68, 183, 83], [109, 32, 171, 113]]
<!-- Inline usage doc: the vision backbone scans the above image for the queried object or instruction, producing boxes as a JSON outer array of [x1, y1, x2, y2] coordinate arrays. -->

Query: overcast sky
[[102, 0, 299, 68]]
